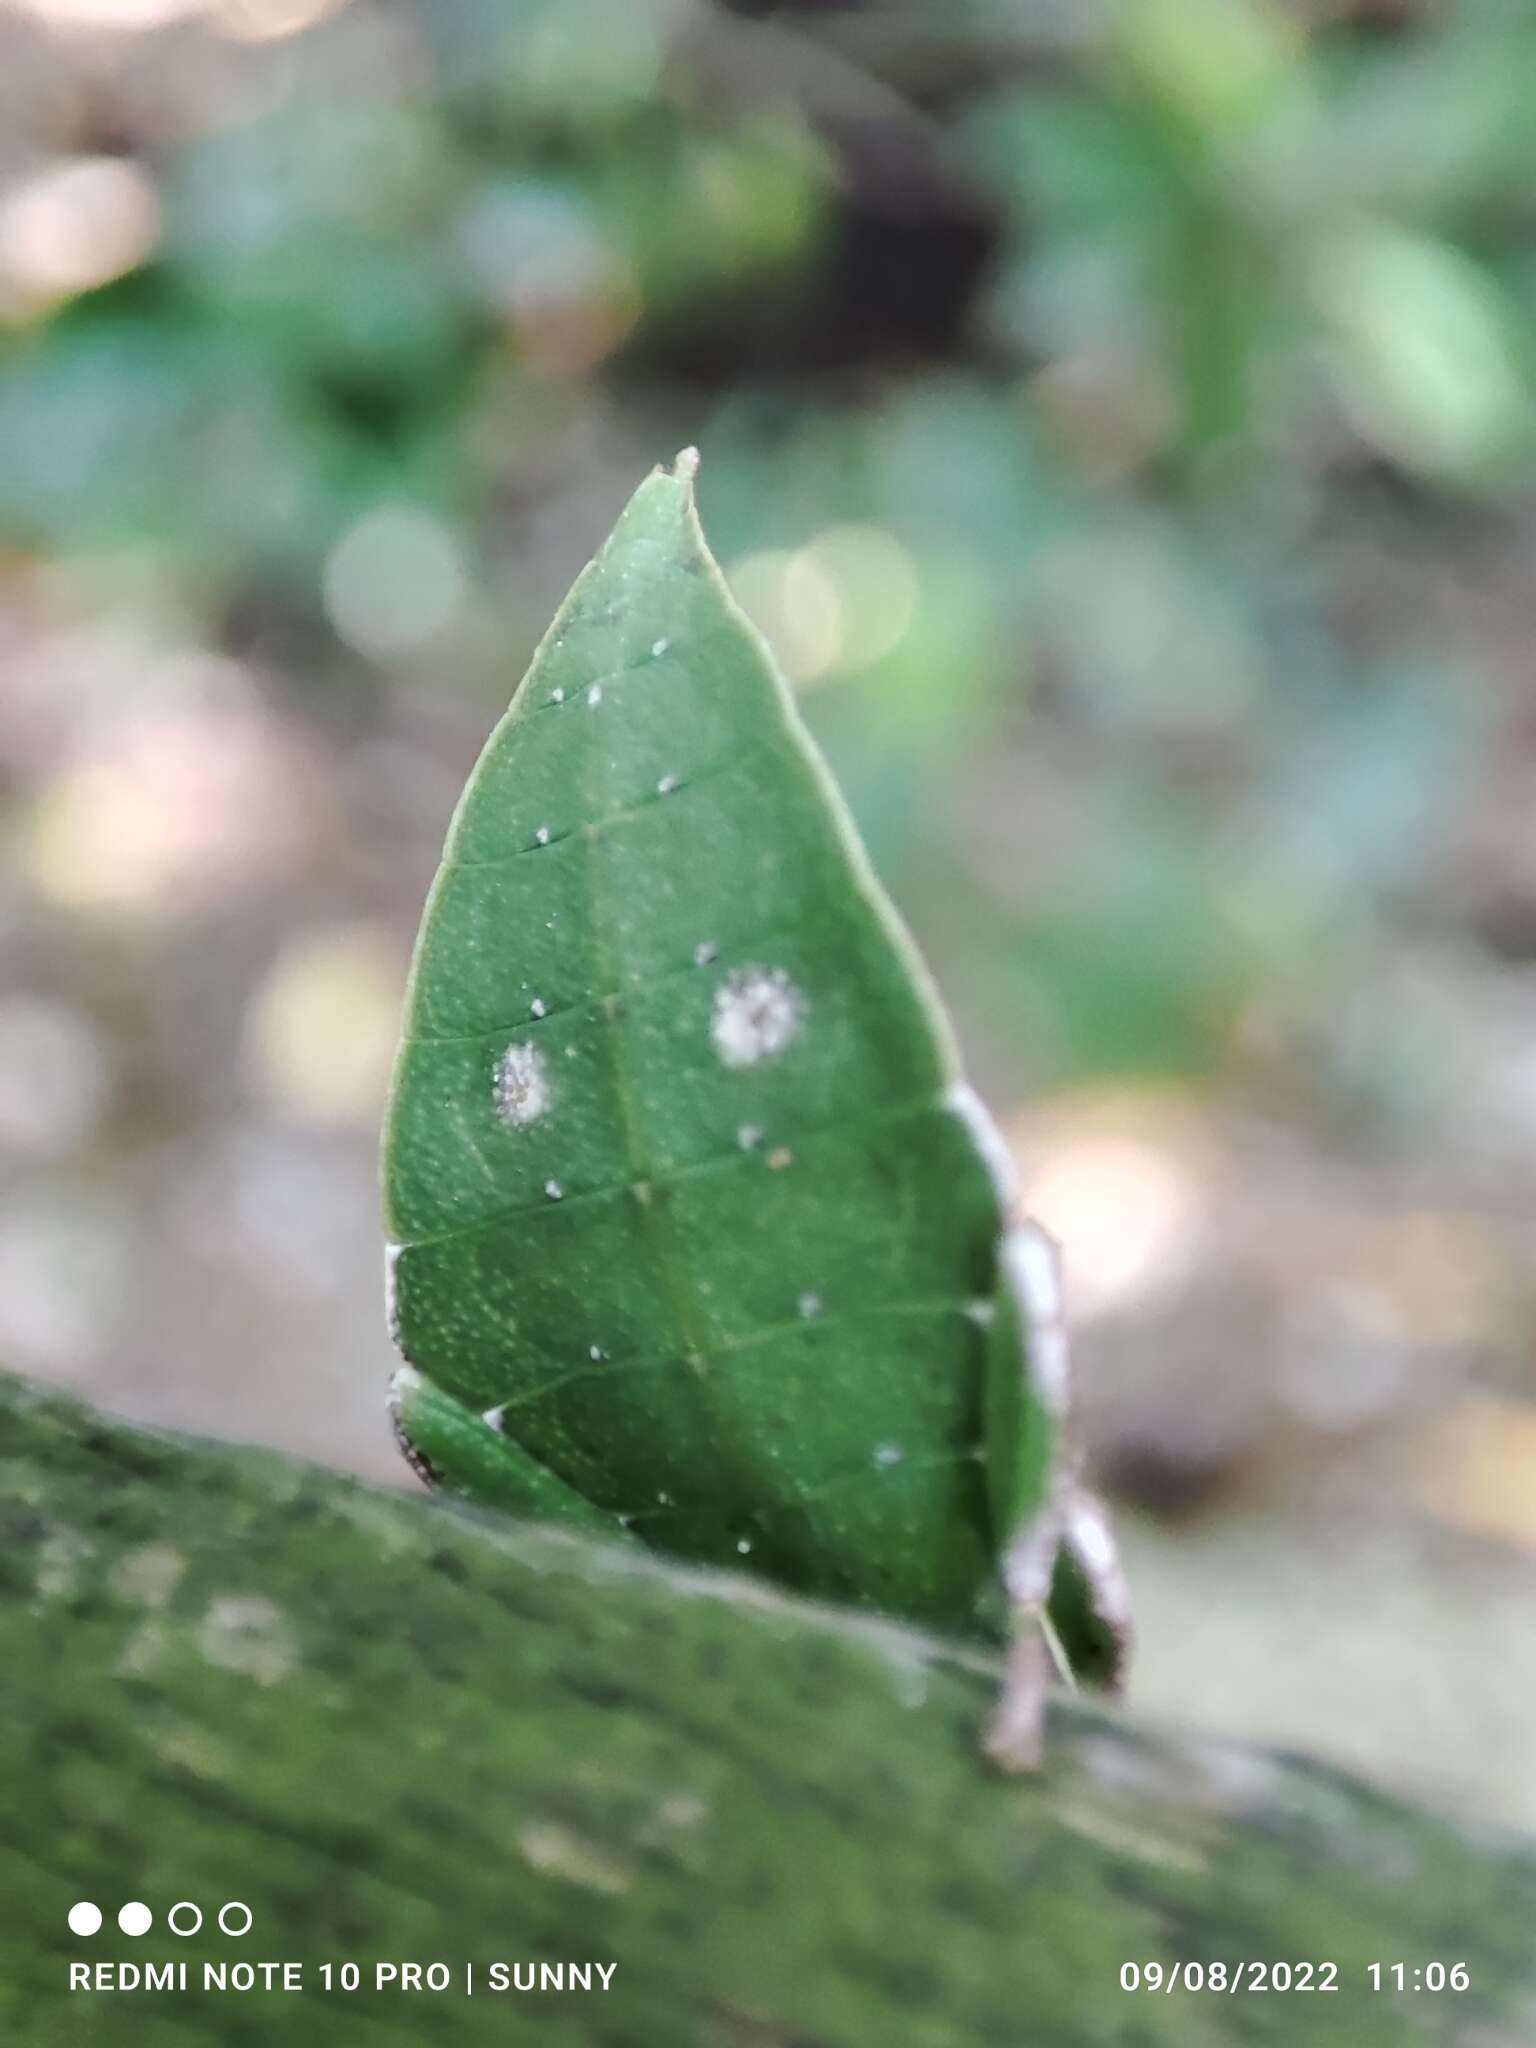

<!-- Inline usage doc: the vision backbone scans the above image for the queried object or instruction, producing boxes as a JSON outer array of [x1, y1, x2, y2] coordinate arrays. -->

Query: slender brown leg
[[981, 1220, 1131, 1769]]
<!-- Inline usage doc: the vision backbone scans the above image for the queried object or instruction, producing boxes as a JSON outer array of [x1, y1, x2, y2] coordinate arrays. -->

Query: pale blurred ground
[[4, 0, 1536, 1833]]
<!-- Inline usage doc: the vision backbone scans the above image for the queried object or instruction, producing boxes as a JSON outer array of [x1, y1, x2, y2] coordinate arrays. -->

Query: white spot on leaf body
[[693, 941, 719, 966], [535, 826, 550, 846], [494, 1042, 551, 1128], [551, 687, 565, 704], [797, 1292, 822, 1319], [651, 638, 670, 658], [873, 1442, 905, 1468], [656, 775, 678, 796], [737, 1122, 763, 1150], [482, 1405, 506, 1432], [711, 966, 805, 1069], [586, 684, 603, 707], [529, 997, 547, 1018], [544, 1178, 563, 1202], [736, 1537, 752, 1554]]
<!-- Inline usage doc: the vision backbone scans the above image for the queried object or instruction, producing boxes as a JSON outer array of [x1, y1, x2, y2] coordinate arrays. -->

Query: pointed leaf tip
[[673, 446, 700, 481]]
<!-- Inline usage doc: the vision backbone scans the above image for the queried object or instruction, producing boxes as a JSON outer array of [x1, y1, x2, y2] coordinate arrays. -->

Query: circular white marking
[[218, 1902, 253, 1937], [873, 1443, 905, 1467], [736, 1122, 762, 1150], [543, 1179, 563, 1201], [68, 1902, 102, 1937], [534, 826, 550, 846], [797, 1292, 822, 1319], [588, 1344, 604, 1361], [651, 637, 670, 658], [118, 1902, 152, 1937], [167, 1902, 202, 1936], [736, 1537, 752, 1554], [586, 683, 603, 706], [551, 687, 565, 703], [710, 966, 805, 1069], [693, 940, 719, 966], [656, 775, 677, 796], [494, 1042, 551, 1129], [529, 997, 547, 1018]]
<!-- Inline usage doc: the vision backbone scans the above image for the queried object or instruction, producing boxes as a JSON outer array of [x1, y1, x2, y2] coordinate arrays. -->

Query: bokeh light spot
[[323, 504, 468, 662], [0, 157, 160, 310], [209, 0, 348, 40], [245, 926, 404, 1127], [801, 526, 918, 675], [727, 548, 843, 686], [1014, 1090, 1211, 1320]]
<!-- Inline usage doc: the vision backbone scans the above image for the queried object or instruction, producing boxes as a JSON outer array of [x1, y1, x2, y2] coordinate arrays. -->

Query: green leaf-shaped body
[[384, 455, 1124, 1707]]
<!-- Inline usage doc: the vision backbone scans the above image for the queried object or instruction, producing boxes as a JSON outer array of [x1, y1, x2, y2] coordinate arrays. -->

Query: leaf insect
[[384, 451, 1130, 1766]]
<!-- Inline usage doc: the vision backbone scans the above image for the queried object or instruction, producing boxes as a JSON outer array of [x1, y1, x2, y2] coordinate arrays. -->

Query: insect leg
[[1052, 1486, 1134, 1697], [979, 1220, 1130, 1769]]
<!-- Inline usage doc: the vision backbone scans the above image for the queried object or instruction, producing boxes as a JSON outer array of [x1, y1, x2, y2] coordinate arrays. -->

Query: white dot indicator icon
[[118, 1903, 153, 1937], [68, 1903, 102, 1937]]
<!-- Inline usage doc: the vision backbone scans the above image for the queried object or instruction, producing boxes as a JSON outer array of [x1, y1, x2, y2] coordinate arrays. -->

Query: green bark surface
[[4, 1372, 1533, 2048]]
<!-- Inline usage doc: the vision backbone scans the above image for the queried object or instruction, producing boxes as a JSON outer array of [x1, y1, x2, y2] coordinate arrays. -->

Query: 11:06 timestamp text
[[1369, 1964, 1469, 1992]]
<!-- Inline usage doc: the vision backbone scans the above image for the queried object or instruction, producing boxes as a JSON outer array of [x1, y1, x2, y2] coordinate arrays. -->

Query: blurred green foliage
[[2, 0, 1530, 1110]]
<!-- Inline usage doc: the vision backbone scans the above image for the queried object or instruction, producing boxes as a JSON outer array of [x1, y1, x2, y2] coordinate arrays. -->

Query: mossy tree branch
[[3, 1373, 1533, 2046]]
